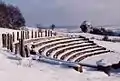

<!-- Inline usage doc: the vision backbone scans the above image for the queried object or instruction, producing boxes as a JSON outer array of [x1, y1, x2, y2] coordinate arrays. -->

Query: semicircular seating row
[[29, 35, 110, 63]]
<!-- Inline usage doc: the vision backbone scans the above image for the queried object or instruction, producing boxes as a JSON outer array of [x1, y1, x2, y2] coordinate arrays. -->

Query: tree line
[[80, 21, 120, 36], [0, 1, 25, 29]]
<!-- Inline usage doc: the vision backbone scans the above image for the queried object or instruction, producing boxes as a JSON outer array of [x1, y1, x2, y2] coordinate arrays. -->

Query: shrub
[[80, 25, 88, 33], [102, 35, 109, 41]]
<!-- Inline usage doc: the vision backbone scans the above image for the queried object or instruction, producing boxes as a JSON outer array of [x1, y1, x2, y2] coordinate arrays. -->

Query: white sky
[[4, 0, 120, 27]]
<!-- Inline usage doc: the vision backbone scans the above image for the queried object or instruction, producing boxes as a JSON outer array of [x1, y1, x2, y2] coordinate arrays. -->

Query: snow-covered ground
[[0, 28, 120, 81], [1, 48, 120, 81]]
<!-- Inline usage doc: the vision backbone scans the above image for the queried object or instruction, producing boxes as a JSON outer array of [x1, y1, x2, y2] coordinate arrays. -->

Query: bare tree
[[50, 24, 55, 30]]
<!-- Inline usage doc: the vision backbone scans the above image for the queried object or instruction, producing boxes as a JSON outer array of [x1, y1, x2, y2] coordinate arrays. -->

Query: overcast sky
[[3, 0, 120, 27]]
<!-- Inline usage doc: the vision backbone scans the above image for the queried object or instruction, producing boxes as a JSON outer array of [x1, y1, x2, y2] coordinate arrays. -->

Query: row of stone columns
[[2, 32, 26, 57], [31, 30, 54, 38], [17, 31, 29, 40], [2, 33, 13, 52], [2, 29, 55, 57]]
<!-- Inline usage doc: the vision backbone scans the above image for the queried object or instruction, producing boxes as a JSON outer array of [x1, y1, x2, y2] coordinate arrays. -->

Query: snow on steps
[[33, 37, 70, 47], [71, 50, 110, 62], [45, 41, 88, 56], [61, 45, 99, 61], [53, 43, 95, 59], [59, 46, 105, 61], [33, 37, 84, 53], [43, 40, 87, 56]]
